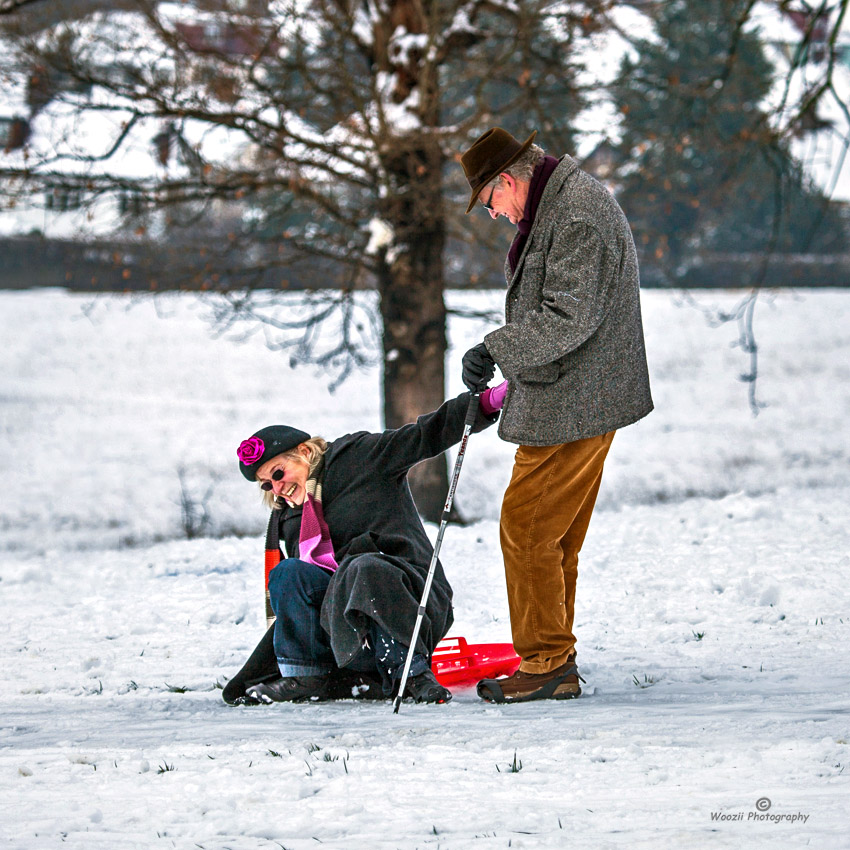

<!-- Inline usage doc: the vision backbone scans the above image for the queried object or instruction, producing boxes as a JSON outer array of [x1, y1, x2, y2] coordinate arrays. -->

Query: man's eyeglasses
[[259, 468, 285, 491], [481, 185, 496, 211]]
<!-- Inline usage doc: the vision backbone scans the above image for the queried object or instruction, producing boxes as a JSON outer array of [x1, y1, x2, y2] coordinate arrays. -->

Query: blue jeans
[[268, 558, 430, 683]]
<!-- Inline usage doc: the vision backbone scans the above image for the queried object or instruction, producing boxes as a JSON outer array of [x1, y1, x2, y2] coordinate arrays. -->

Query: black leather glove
[[462, 341, 496, 391]]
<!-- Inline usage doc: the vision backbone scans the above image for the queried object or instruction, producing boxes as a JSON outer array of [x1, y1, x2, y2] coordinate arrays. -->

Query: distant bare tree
[[610, 0, 849, 414], [725, 0, 849, 414]]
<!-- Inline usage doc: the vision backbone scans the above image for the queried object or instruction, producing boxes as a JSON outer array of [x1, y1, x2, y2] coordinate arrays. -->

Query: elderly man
[[459, 127, 653, 704]]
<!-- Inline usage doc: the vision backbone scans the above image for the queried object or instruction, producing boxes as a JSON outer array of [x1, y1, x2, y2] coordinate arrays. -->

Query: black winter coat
[[275, 391, 497, 667]]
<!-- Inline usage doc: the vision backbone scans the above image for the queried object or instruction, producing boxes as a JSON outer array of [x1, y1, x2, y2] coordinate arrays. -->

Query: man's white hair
[[487, 142, 546, 187]]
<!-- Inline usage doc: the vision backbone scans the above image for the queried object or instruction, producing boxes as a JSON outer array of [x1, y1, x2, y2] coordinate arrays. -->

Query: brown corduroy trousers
[[499, 431, 615, 674]]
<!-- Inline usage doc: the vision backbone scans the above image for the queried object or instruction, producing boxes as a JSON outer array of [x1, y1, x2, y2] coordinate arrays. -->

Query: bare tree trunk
[[378, 136, 450, 522]]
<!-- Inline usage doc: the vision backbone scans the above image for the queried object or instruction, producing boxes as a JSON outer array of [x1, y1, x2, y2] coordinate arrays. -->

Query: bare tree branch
[[0, 0, 51, 16]]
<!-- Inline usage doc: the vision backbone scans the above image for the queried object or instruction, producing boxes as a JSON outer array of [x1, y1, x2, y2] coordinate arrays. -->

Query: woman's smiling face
[[256, 445, 311, 506]]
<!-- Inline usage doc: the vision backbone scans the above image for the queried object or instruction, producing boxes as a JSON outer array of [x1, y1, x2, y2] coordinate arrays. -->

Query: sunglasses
[[259, 468, 285, 491], [481, 185, 496, 211]]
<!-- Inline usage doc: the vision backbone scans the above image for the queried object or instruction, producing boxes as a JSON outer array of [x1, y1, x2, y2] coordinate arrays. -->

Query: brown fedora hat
[[460, 127, 538, 214]]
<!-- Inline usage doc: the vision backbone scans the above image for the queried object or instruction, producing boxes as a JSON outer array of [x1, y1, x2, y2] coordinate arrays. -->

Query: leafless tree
[[0, 0, 599, 518], [610, 0, 849, 414], [0, 0, 847, 505], [731, 0, 849, 414]]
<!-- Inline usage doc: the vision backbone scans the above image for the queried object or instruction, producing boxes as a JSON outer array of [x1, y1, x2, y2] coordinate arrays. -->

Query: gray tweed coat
[[484, 155, 653, 445]]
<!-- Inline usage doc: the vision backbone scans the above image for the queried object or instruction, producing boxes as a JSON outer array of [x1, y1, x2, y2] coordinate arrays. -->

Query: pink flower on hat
[[237, 436, 265, 465]]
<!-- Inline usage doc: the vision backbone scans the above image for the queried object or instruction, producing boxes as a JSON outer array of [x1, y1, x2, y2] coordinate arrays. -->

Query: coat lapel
[[504, 155, 578, 296]]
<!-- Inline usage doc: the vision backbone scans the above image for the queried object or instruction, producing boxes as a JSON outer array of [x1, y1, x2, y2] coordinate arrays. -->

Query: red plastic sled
[[431, 636, 520, 689]]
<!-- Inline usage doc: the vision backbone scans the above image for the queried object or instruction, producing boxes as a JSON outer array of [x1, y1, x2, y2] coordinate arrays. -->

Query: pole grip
[[464, 391, 481, 428]]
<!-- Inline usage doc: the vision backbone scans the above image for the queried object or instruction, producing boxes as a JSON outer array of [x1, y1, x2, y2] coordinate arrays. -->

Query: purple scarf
[[298, 493, 338, 573], [507, 155, 559, 274], [261, 463, 337, 625], [263, 460, 338, 591]]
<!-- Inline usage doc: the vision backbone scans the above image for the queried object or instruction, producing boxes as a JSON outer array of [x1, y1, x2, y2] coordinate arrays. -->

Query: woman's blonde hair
[[260, 437, 329, 510]]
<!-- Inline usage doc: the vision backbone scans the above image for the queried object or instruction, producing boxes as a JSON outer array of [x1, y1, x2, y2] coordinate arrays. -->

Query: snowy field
[[1, 287, 849, 849]]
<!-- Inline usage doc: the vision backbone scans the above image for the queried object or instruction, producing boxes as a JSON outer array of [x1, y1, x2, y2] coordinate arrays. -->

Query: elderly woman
[[222, 390, 502, 706]]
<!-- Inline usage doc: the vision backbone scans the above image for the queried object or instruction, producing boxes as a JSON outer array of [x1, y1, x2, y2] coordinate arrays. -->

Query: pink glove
[[479, 380, 508, 415]]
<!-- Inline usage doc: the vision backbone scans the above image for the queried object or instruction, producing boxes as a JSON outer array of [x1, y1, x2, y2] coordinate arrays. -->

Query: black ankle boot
[[405, 668, 452, 704], [246, 674, 330, 703]]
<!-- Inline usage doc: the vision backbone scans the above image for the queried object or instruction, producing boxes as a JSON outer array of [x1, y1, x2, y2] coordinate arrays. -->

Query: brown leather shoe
[[477, 657, 584, 704]]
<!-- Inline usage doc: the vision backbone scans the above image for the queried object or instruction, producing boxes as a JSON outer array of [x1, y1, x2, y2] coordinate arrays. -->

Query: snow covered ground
[[1, 287, 849, 849]]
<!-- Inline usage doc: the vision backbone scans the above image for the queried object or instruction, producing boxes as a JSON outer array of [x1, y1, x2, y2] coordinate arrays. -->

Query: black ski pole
[[393, 390, 482, 714]]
